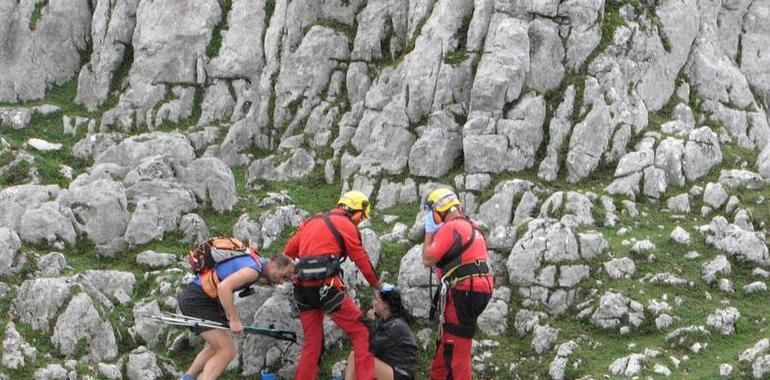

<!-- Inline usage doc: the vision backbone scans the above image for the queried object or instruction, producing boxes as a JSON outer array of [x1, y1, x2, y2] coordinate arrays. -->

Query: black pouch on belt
[[295, 255, 341, 280]]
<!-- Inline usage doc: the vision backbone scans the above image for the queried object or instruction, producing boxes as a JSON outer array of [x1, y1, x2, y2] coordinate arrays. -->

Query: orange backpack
[[188, 237, 260, 298]]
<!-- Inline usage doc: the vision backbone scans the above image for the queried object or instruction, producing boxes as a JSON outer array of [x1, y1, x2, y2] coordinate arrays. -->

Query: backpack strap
[[321, 212, 348, 259], [435, 217, 482, 271]]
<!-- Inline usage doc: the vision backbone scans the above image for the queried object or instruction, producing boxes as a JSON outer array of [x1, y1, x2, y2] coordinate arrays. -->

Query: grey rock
[[258, 206, 307, 251], [656, 138, 686, 187], [741, 339, 770, 364], [531, 325, 559, 355], [514, 309, 547, 338], [513, 191, 539, 227], [198, 80, 235, 126], [591, 291, 645, 330], [477, 287, 510, 335], [604, 258, 636, 280], [187, 127, 221, 153], [667, 193, 690, 213], [469, 14, 529, 114], [734, 209, 754, 231], [719, 169, 765, 190], [683, 127, 722, 182], [549, 357, 568, 380], [656, 314, 674, 330], [127, 346, 163, 380], [643, 166, 667, 199], [75, 0, 139, 110], [179, 213, 210, 245], [232, 213, 261, 247], [464, 95, 546, 174], [654, 364, 673, 377], [125, 179, 197, 232], [397, 245, 433, 318], [707, 307, 740, 335], [754, 355, 770, 379], [566, 99, 612, 183], [34, 364, 68, 380], [539, 86, 575, 182], [124, 198, 164, 246], [376, 178, 418, 211], [154, 86, 196, 128], [35, 252, 67, 277], [558, 0, 603, 70], [701, 255, 732, 284], [95, 132, 195, 168], [704, 182, 729, 209], [208, 0, 266, 80], [609, 354, 646, 377], [177, 157, 237, 213], [670, 226, 692, 245], [758, 143, 770, 179], [1, 322, 33, 369], [136, 251, 176, 269], [615, 149, 655, 178], [725, 196, 740, 214], [527, 19, 564, 92], [57, 179, 129, 254], [558, 265, 589, 288], [605, 172, 642, 198], [247, 149, 316, 182], [700, 216, 769, 265], [0, 108, 33, 130], [52, 293, 117, 362], [130, 300, 166, 347], [719, 363, 733, 377], [0, 227, 22, 277], [12, 277, 72, 331], [84, 270, 136, 304], [0, 0, 92, 102], [409, 112, 462, 178], [97, 363, 122, 380], [241, 288, 302, 376], [72, 133, 125, 161], [631, 240, 656, 255], [744, 281, 767, 294], [18, 202, 76, 247]]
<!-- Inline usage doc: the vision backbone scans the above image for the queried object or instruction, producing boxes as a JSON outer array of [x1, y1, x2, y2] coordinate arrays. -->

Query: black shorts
[[177, 282, 227, 334], [392, 366, 414, 380]]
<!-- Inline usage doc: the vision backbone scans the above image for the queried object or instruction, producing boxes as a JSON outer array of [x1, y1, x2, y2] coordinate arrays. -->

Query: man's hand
[[366, 308, 376, 320], [229, 319, 244, 336], [425, 212, 444, 234]]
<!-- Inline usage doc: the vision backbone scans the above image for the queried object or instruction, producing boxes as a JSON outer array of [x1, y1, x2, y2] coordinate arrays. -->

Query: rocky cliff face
[[2, 0, 770, 378]]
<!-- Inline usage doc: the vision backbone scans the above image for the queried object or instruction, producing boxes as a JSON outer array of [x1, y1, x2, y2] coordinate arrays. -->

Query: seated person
[[345, 284, 418, 380]]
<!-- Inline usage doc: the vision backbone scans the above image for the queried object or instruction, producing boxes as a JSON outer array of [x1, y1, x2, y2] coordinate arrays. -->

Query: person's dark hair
[[379, 288, 413, 325], [271, 254, 293, 267]]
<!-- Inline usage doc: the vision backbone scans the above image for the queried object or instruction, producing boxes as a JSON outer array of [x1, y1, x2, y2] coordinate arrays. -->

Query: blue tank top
[[192, 255, 268, 286]]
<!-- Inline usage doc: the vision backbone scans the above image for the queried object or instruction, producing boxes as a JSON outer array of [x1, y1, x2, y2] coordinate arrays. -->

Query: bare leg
[[373, 358, 395, 380], [344, 351, 356, 380], [187, 344, 216, 377], [198, 330, 236, 380]]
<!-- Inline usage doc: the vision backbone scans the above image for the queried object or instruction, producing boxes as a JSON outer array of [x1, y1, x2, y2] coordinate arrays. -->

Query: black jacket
[[368, 316, 418, 378]]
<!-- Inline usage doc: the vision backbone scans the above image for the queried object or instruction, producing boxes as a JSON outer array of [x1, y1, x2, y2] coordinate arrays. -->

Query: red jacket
[[424, 217, 494, 292], [284, 208, 380, 287]]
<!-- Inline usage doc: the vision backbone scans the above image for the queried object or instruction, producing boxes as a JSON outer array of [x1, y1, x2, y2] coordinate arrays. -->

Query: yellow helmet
[[425, 188, 461, 213], [337, 190, 371, 219]]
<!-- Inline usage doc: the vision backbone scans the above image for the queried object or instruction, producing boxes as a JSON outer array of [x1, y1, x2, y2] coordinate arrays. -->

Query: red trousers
[[295, 295, 374, 380], [430, 289, 491, 380]]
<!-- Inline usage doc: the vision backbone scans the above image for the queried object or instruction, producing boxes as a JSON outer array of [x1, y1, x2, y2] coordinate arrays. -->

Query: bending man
[[178, 241, 294, 380]]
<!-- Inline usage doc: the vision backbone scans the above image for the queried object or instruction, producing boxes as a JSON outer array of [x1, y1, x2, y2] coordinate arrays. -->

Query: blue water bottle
[[261, 369, 277, 380]]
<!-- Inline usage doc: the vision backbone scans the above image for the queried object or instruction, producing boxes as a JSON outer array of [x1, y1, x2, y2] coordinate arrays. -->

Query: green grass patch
[[206, 0, 233, 58], [29, 0, 48, 31]]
